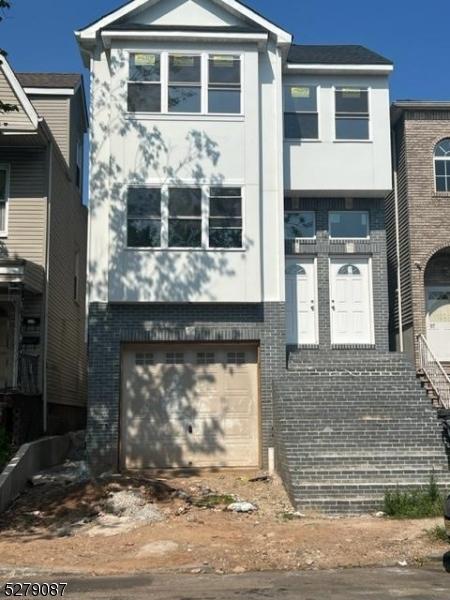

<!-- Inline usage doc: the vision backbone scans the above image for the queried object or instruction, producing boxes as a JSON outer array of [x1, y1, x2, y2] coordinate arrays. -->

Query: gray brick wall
[[87, 301, 286, 472], [285, 197, 389, 352]]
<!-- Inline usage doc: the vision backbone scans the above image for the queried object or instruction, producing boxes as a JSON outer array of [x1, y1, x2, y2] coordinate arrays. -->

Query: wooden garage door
[[121, 344, 259, 469]]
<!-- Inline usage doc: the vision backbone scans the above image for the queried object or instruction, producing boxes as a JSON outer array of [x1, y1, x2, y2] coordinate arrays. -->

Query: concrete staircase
[[273, 351, 450, 514]]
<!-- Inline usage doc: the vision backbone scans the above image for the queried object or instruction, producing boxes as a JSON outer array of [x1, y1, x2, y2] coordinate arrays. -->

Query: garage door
[[121, 344, 259, 469]]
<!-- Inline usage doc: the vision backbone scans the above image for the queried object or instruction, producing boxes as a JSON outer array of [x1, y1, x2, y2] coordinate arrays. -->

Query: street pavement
[[2, 560, 449, 600]]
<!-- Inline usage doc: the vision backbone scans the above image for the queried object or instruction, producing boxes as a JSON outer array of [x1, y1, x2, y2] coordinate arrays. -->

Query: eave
[[284, 63, 394, 76]]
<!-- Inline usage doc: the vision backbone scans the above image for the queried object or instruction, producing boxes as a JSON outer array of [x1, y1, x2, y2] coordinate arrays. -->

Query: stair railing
[[417, 334, 450, 410]]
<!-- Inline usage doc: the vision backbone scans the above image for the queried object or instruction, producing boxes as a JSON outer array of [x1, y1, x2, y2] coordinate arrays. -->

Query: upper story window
[[127, 187, 162, 248], [284, 85, 319, 140], [208, 187, 243, 249], [335, 88, 369, 140], [434, 138, 450, 192], [0, 165, 9, 236], [329, 211, 369, 239], [168, 188, 202, 248], [128, 53, 161, 113], [127, 52, 242, 115], [208, 55, 241, 114]]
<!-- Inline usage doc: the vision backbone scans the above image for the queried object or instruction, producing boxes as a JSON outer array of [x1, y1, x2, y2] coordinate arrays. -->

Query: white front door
[[285, 258, 318, 345], [330, 257, 374, 345], [426, 287, 450, 361]]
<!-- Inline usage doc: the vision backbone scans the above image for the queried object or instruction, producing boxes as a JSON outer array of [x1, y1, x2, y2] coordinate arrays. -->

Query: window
[[335, 88, 369, 140], [197, 352, 215, 365], [338, 264, 361, 276], [0, 166, 9, 236], [127, 187, 161, 248], [169, 55, 201, 113], [284, 86, 318, 140], [208, 55, 241, 114], [166, 352, 184, 365], [329, 211, 369, 239], [285, 263, 306, 276], [73, 251, 80, 302], [434, 139, 450, 192], [128, 53, 161, 112], [208, 187, 242, 248], [76, 139, 83, 189], [136, 353, 154, 366], [168, 188, 202, 248], [284, 210, 316, 239], [227, 352, 246, 365]]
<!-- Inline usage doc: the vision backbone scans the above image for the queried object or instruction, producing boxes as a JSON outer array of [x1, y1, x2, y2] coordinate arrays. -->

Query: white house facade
[[78, 0, 450, 512]]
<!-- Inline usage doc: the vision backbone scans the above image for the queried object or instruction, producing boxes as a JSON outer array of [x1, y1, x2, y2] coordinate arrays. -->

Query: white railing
[[417, 334, 450, 410]]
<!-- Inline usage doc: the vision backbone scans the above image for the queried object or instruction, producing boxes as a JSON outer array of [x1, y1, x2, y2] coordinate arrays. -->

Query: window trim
[[283, 84, 320, 142], [127, 51, 243, 117], [284, 210, 317, 240], [0, 164, 10, 238], [434, 138, 450, 194], [328, 210, 370, 240], [333, 86, 372, 142]]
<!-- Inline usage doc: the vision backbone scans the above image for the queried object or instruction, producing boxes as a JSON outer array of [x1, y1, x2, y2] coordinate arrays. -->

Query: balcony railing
[[417, 334, 450, 410]]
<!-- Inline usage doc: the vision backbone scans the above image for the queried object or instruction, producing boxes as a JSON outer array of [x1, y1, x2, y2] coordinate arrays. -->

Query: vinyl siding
[[46, 144, 87, 407], [30, 96, 70, 164], [0, 70, 35, 131]]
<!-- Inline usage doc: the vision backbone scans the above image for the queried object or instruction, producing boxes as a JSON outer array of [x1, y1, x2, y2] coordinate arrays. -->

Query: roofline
[[76, 0, 292, 45], [285, 63, 394, 75], [391, 101, 450, 126], [0, 57, 40, 129]]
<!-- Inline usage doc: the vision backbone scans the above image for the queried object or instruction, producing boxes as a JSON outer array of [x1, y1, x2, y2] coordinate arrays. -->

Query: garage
[[121, 344, 260, 469]]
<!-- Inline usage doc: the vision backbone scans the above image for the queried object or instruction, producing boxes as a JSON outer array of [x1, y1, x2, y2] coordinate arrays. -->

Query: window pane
[[209, 56, 240, 84], [0, 202, 5, 232], [0, 170, 6, 200], [210, 197, 242, 217], [208, 89, 241, 114], [169, 188, 202, 216], [435, 160, 446, 176], [336, 89, 368, 113], [128, 83, 161, 112], [129, 53, 160, 82], [168, 86, 201, 113], [285, 86, 317, 112], [169, 219, 202, 247], [209, 228, 242, 248], [336, 117, 369, 140], [169, 55, 201, 83], [329, 212, 369, 238], [284, 113, 318, 139], [210, 187, 241, 197], [209, 218, 242, 228], [128, 188, 161, 218], [436, 177, 447, 192], [127, 219, 161, 247], [284, 212, 315, 239], [435, 139, 450, 157]]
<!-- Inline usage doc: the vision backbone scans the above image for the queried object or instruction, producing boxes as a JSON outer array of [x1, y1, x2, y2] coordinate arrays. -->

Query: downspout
[[42, 139, 53, 433], [392, 128, 404, 352]]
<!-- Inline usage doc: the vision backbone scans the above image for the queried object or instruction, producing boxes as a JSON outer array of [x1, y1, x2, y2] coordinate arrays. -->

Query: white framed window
[[127, 52, 242, 116], [284, 209, 316, 240], [126, 185, 243, 250], [135, 352, 154, 366], [335, 88, 370, 140], [434, 138, 450, 192], [0, 165, 10, 237], [284, 85, 319, 140], [329, 211, 370, 239]]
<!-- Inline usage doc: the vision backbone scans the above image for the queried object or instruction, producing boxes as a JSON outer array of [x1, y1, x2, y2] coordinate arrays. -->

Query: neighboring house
[[0, 57, 88, 441], [77, 0, 450, 512], [387, 103, 450, 392]]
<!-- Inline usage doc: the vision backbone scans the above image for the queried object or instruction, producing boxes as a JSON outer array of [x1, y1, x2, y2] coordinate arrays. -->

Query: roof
[[287, 45, 393, 66], [391, 101, 450, 125], [102, 23, 267, 33], [16, 73, 82, 90]]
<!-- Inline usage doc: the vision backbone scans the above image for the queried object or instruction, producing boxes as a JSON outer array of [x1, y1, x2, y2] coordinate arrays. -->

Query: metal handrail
[[417, 334, 450, 410]]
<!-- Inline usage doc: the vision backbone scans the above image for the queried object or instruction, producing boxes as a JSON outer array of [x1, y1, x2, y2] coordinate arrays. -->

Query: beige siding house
[[0, 57, 88, 441]]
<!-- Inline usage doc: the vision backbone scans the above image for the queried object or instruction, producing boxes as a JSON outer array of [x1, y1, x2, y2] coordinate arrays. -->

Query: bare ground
[[0, 470, 447, 576]]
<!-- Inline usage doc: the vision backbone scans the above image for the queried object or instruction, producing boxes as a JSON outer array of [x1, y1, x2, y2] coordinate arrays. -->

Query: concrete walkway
[[2, 562, 449, 599]]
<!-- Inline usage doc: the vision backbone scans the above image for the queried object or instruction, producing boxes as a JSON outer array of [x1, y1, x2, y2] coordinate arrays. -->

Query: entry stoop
[[273, 351, 450, 514]]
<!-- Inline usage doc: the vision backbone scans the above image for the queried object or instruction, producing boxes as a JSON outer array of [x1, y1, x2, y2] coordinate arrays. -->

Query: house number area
[[0, 583, 67, 597]]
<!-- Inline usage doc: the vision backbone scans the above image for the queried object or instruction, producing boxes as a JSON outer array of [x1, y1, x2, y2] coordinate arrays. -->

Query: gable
[[0, 60, 38, 132], [128, 0, 242, 28]]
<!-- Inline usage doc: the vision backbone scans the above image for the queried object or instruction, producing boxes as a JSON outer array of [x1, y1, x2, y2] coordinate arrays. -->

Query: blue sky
[[2, 0, 449, 102]]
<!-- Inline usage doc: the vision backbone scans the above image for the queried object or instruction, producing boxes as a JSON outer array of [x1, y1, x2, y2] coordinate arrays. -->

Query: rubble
[[227, 501, 257, 513], [30, 461, 90, 487]]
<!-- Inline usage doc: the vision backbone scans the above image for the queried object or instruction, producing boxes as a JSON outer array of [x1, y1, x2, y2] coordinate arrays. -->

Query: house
[[0, 57, 88, 441], [387, 102, 450, 407], [77, 0, 450, 512]]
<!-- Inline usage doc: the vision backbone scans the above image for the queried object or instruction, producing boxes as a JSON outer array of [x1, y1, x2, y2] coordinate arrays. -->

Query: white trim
[[285, 63, 393, 75], [76, 0, 292, 44], [23, 86, 77, 96], [0, 164, 10, 238], [0, 57, 39, 129]]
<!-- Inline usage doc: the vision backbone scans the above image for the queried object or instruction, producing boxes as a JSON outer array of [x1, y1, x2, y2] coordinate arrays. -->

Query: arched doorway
[[425, 247, 450, 361]]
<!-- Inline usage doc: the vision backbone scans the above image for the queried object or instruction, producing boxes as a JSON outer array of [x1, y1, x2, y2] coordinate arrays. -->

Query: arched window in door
[[285, 264, 306, 276], [338, 264, 361, 276]]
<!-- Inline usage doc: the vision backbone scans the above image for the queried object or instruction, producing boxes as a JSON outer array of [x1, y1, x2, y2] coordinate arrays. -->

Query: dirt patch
[[0, 470, 447, 575]]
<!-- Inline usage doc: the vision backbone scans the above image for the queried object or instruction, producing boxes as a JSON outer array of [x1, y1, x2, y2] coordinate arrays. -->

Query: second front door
[[285, 258, 318, 345]]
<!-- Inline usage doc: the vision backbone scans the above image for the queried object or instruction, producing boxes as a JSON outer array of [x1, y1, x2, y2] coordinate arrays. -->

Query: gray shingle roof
[[288, 45, 393, 66], [16, 73, 82, 90]]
